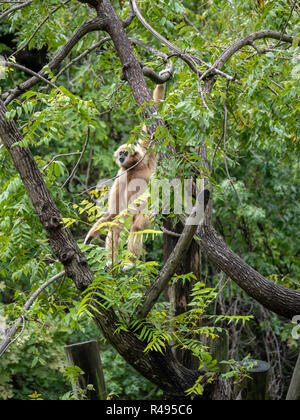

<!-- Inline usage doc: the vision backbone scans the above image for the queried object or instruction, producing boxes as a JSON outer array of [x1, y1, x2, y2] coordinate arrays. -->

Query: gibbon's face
[[115, 145, 141, 169]]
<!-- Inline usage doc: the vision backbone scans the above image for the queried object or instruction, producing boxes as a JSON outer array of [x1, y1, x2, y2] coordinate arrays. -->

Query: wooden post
[[235, 359, 271, 400], [64, 340, 107, 400], [209, 330, 229, 374], [286, 352, 300, 400]]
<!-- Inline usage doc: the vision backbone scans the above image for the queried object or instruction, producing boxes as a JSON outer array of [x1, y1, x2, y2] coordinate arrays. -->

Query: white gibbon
[[84, 84, 165, 270]]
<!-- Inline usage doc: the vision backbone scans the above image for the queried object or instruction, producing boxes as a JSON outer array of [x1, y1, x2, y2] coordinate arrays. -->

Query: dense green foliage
[[0, 0, 299, 400]]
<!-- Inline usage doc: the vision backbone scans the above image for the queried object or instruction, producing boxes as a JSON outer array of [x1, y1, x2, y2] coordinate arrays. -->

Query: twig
[[129, 37, 168, 60], [161, 227, 181, 238], [222, 80, 243, 206], [42, 152, 82, 172], [61, 127, 90, 189], [0, 0, 35, 20], [56, 37, 111, 79], [9, 0, 72, 60], [0, 61, 59, 93]]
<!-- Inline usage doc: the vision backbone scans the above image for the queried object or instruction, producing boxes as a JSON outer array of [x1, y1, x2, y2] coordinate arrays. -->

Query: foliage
[[0, 0, 299, 400]]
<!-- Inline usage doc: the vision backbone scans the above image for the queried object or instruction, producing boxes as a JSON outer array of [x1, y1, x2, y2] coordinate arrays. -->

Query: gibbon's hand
[[84, 232, 93, 245]]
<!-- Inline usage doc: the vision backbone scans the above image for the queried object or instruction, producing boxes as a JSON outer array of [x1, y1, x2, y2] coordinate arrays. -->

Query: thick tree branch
[[135, 190, 210, 320], [196, 225, 300, 320], [212, 30, 294, 72]]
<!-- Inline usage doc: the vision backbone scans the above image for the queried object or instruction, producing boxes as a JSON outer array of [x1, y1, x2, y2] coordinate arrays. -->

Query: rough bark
[[163, 218, 201, 370], [197, 225, 300, 319]]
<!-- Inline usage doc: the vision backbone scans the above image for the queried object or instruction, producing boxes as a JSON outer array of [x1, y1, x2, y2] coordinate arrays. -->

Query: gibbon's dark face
[[115, 145, 141, 169], [118, 149, 129, 165]]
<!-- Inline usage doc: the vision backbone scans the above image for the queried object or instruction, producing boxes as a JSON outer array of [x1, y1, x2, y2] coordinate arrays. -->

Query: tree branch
[[135, 190, 210, 320], [0, 0, 35, 20], [130, 0, 235, 82], [0, 60, 59, 91], [196, 225, 300, 320], [56, 37, 111, 79], [212, 30, 294, 72], [61, 127, 90, 189], [2, 17, 105, 104]]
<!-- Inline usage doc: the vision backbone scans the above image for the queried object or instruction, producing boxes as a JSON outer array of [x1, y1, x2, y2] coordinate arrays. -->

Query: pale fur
[[84, 84, 165, 267]]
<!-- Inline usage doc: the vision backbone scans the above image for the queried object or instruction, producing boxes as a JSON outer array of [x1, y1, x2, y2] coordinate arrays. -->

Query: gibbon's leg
[[123, 214, 150, 271], [105, 222, 123, 267]]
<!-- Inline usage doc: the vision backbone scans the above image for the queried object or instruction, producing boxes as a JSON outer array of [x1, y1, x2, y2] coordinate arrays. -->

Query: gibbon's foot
[[105, 260, 113, 271], [122, 262, 134, 272], [84, 233, 93, 245]]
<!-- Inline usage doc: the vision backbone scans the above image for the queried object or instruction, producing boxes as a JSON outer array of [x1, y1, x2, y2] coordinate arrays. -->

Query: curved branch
[[196, 225, 300, 320], [142, 61, 174, 84], [0, 270, 65, 357], [0, 60, 59, 90], [0, 0, 35, 20], [130, 0, 235, 82], [213, 30, 294, 72], [2, 17, 105, 104]]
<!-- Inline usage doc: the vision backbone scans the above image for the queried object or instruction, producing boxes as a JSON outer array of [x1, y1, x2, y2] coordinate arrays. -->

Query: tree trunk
[[163, 218, 201, 370]]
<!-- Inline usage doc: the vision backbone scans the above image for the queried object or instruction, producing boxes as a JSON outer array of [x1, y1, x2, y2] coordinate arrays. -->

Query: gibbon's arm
[[84, 178, 121, 244], [153, 84, 165, 106], [84, 212, 116, 244], [140, 83, 165, 149]]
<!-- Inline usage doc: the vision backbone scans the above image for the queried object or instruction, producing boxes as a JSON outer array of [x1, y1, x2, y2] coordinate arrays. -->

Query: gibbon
[[84, 84, 165, 270]]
